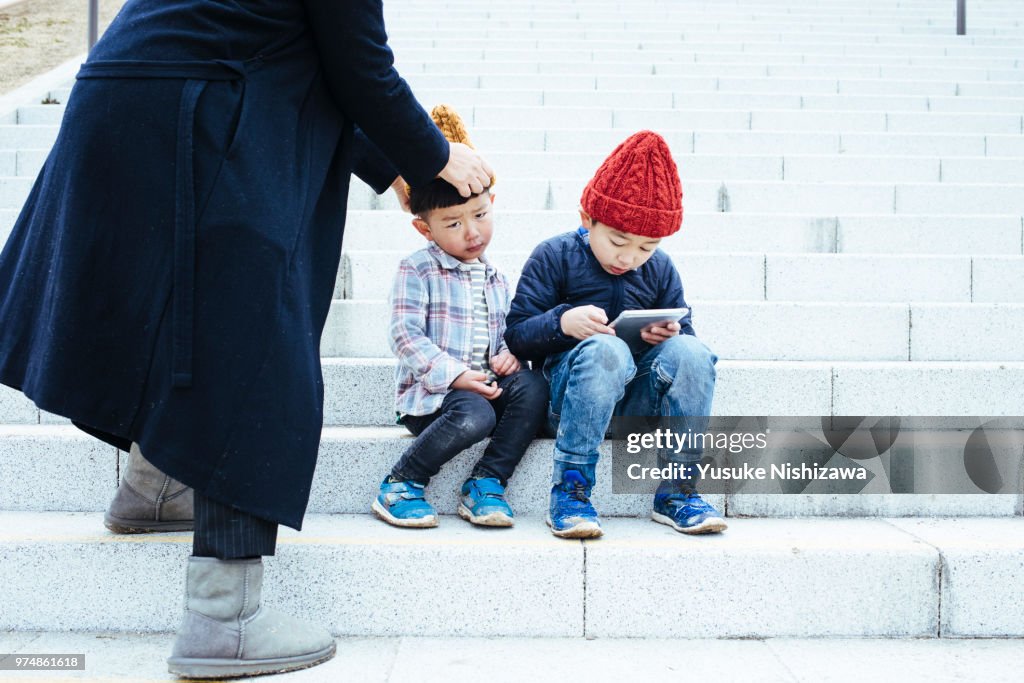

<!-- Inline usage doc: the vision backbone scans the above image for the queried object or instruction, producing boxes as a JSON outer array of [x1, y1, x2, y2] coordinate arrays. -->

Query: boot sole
[[546, 516, 603, 539], [457, 503, 514, 527], [651, 511, 728, 534], [371, 499, 438, 528], [103, 513, 194, 534], [168, 642, 336, 679]]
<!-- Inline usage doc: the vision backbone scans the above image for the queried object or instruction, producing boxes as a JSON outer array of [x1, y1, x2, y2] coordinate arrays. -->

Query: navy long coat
[[0, 0, 449, 528]]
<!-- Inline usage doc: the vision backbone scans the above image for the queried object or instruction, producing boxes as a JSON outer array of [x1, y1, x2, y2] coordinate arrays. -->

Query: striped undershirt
[[460, 261, 494, 381]]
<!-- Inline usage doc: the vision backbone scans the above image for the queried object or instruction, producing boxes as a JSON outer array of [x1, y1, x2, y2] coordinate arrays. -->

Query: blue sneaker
[[652, 484, 727, 535], [371, 476, 438, 528], [458, 477, 515, 527], [547, 470, 603, 539]]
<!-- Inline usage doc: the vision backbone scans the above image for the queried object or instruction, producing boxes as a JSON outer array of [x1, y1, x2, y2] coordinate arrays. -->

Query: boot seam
[[154, 476, 171, 521], [236, 565, 250, 659]]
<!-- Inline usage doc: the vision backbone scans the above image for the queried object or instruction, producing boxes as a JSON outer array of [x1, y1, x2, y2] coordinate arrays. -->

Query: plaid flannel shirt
[[389, 242, 511, 418]]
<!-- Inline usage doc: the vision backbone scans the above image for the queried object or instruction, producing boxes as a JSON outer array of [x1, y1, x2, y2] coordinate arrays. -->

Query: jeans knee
[[657, 335, 718, 381], [449, 396, 496, 439], [506, 370, 550, 408], [575, 334, 635, 379]]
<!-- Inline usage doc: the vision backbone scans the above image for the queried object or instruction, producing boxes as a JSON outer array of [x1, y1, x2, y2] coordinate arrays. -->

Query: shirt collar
[[427, 242, 496, 277]]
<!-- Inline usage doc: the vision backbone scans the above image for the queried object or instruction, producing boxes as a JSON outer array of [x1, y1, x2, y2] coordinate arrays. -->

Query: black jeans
[[393, 369, 549, 486], [192, 491, 279, 559]]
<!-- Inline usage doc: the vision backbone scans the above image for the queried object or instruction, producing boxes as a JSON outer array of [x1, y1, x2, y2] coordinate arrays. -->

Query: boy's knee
[[449, 395, 497, 438], [574, 334, 635, 378], [658, 336, 718, 379], [506, 370, 549, 405]]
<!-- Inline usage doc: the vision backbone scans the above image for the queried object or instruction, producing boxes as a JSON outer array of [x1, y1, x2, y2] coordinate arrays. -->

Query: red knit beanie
[[580, 130, 683, 238]]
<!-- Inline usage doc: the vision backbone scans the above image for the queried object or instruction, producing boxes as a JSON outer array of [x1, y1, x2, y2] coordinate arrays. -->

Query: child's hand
[[451, 370, 502, 399], [560, 305, 616, 340], [641, 321, 681, 345], [490, 350, 521, 376]]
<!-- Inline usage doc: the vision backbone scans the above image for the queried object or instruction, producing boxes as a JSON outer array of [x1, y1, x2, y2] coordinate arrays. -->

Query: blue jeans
[[393, 369, 549, 486], [544, 334, 718, 484]]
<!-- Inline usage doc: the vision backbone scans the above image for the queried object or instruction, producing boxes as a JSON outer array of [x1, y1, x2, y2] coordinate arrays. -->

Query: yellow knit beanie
[[405, 104, 495, 195]]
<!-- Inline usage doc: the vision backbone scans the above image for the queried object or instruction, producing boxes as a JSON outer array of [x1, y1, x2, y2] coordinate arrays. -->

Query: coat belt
[[77, 59, 247, 389]]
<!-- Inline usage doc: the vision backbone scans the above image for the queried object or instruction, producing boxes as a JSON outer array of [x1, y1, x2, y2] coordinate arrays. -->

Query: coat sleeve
[[351, 126, 399, 194], [302, 0, 449, 188], [654, 255, 697, 337], [504, 243, 577, 360], [389, 260, 468, 393]]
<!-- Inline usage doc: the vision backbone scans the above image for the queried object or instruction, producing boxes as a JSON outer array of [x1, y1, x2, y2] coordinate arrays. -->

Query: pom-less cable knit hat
[[404, 104, 495, 196], [580, 130, 683, 238]]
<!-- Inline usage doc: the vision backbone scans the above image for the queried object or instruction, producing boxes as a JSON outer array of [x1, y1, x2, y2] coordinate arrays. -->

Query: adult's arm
[[302, 0, 449, 188]]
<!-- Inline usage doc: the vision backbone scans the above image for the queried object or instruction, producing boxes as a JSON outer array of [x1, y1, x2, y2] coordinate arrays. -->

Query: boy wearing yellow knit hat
[[373, 106, 548, 529], [505, 130, 725, 539]]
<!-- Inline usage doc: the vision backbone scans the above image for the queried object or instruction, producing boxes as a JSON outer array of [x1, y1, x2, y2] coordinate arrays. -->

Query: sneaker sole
[[168, 642, 336, 679], [103, 513, 194, 534], [546, 516, 603, 539], [457, 503, 514, 527], [651, 511, 728, 535], [371, 499, 438, 528]]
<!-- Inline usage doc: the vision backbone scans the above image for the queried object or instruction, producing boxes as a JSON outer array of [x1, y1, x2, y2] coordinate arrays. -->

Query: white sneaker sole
[[546, 516, 604, 539], [168, 642, 336, 679], [458, 503, 514, 527], [371, 498, 438, 528], [651, 511, 728, 534]]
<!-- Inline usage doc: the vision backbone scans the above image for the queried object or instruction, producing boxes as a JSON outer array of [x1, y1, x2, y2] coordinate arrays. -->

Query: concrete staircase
[[1, 0, 1023, 653]]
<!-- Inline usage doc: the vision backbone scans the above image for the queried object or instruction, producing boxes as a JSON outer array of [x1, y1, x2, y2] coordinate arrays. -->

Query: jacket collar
[[427, 241, 497, 277]]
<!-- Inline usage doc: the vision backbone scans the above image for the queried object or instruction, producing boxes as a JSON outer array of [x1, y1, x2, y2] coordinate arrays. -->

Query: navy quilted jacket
[[504, 227, 697, 367]]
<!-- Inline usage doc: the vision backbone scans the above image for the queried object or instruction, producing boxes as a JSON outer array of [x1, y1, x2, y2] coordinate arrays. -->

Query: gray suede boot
[[167, 557, 336, 679], [104, 443, 194, 533]]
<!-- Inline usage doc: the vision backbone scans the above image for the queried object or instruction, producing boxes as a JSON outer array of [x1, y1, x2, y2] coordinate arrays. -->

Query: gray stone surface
[[832, 362, 1024, 415], [835, 215, 1021, 255], [889, 518, 1024, 637], [767, 638, 1024, 683], [0, 427, 116, 512], [728, 494, 1019, 518], [973, 256, 1024, 303], [584, 518, 938, 638], [0, 386, 37, 425], [911, 304, 1024, 361]]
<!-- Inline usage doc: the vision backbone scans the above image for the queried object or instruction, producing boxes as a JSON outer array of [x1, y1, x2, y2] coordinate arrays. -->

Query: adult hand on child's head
[[390, 176, 412, 213], [451, 369, 502, 399], [439, 142, 493, 197], [641, 321, 681, 345], [560, 305, 616, 341], [490, 350, 521, 376]]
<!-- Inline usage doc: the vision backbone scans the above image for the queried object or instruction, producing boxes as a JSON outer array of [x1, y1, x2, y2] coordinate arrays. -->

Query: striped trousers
[[192, 491, 278, 559]]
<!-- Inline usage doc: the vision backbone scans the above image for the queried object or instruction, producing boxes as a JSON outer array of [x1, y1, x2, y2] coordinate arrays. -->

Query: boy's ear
[[489, 193, 496, 205], [411, 217, 433, 240], [578, 208, 594, 230]]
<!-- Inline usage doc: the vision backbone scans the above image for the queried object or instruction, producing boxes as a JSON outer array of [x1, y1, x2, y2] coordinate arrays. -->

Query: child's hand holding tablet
[[608, 308, 689, 350]]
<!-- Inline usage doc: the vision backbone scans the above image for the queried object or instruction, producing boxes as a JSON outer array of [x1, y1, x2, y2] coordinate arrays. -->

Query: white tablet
[[608, 308, 690, 350]]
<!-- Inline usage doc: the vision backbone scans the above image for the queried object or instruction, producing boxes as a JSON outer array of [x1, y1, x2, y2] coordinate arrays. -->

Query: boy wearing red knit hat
[[505, 130, 725, 539]]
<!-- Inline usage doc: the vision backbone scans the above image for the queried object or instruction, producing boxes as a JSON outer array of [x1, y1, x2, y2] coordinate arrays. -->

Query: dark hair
[[409, 178, 486, 218]]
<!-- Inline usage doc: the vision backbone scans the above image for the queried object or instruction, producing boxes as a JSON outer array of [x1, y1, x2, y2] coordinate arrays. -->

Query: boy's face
[[580, 209, 661, 275], [413, 193, 495, 262]]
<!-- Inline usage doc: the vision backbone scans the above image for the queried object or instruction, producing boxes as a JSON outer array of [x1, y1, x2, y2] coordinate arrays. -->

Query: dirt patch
[[0, 0, 126, 95]]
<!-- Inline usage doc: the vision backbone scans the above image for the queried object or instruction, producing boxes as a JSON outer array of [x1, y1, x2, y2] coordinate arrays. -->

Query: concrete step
[[2, 633, 1024, 683], [3, 209, 1021, 258], [341, 250, 1024, 304], [1, 424, 1019, 518], [12, 147, 1024, 185], [5, 360, 1024, 428], [323, 299, 1024, 361], [339, 211, 1023, 256], [0, 512, 1022, 637], [344, 177, 1024, 214]]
